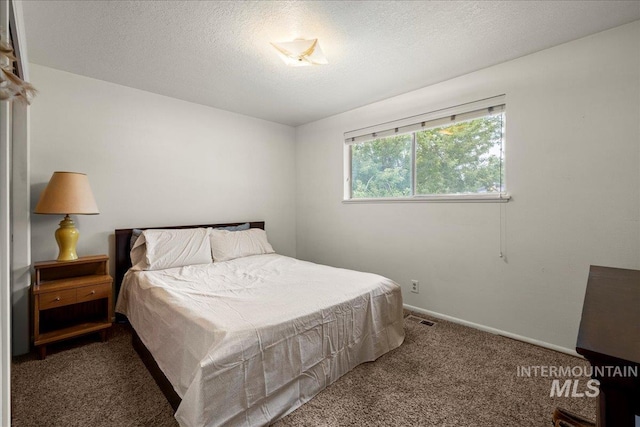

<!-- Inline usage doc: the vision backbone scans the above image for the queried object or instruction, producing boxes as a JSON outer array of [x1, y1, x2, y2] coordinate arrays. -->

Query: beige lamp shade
[[35, 172, 99, 215]]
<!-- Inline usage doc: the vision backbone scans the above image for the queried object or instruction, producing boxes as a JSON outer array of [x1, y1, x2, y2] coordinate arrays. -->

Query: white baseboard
[[403, 304, 581, 358]]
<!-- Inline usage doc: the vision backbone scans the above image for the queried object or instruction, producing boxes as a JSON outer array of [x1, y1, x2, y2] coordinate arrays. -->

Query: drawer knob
[[90, 290, 96, 295], [55, 297, 61, 301]]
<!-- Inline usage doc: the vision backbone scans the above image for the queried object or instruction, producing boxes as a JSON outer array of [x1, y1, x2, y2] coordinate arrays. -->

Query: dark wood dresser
[[576, 265, 640, 427]]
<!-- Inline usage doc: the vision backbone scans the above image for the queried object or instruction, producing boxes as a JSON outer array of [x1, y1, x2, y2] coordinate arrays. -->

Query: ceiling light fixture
[[271, 38, 328, 67]]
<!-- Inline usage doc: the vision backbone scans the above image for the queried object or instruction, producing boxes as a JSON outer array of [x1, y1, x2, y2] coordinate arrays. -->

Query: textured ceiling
[[22, 1, 640, 126]]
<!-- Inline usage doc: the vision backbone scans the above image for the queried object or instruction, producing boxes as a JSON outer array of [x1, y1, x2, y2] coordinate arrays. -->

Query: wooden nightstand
[[32, 255, 114, 359]]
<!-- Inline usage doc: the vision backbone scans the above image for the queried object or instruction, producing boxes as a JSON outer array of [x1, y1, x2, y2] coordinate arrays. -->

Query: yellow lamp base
[[55, 214, 79, 261]]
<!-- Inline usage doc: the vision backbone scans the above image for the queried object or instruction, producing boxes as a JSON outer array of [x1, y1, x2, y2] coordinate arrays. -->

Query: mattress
[[115, 253, 405, 426]]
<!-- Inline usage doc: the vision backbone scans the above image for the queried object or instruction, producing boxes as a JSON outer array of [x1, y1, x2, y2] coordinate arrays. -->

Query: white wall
[[29, 64, 296, 276], [31, 64, 295, 261], [295, 21, 640, 352]]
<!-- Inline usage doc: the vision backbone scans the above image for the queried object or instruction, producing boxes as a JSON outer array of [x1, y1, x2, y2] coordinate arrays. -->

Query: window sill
[[342, 194, 511, 204]]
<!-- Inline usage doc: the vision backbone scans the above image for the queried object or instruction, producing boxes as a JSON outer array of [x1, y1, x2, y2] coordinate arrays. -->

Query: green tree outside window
[[351, 114, 504, 198]]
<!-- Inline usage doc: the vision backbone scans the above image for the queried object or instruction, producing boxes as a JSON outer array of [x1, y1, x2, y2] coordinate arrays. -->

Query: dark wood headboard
[[114, 221, 265, 299]]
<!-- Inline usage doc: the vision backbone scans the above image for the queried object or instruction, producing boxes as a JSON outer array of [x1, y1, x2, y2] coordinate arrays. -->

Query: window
[[344, 96, 507, 202], [352, 134, 412, 198]]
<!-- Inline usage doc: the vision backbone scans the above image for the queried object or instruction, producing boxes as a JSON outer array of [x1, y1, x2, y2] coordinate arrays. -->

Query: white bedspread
[[116, 254, 404, 427]]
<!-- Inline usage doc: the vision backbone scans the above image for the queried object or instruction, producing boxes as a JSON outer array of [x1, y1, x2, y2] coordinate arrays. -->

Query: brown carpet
[[12, 313, 595, 426]]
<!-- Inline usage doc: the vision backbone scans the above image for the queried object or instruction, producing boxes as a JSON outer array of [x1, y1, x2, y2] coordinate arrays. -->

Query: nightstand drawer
[[77, 282, 111, 303], [39, 289, 77, 310]]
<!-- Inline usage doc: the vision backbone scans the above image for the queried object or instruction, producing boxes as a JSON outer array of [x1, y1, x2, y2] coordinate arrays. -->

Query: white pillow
[[209, 228, 275, 262], [130, 232, 149, 271], [132, 228, 212, 271]]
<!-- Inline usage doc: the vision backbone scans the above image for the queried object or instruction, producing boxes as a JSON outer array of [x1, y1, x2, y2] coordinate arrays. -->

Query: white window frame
[[343, 95, 510, 203]]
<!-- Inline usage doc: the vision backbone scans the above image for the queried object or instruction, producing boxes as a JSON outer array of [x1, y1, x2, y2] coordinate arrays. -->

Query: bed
[[114, 222, 405, 427]]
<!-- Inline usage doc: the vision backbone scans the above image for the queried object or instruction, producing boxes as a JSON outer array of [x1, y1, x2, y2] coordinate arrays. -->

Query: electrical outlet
[[411, 280, 419, 294]]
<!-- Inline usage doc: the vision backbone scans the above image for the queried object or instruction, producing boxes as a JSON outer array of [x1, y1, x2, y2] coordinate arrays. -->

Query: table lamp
[[35, 171, 99, 261]]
